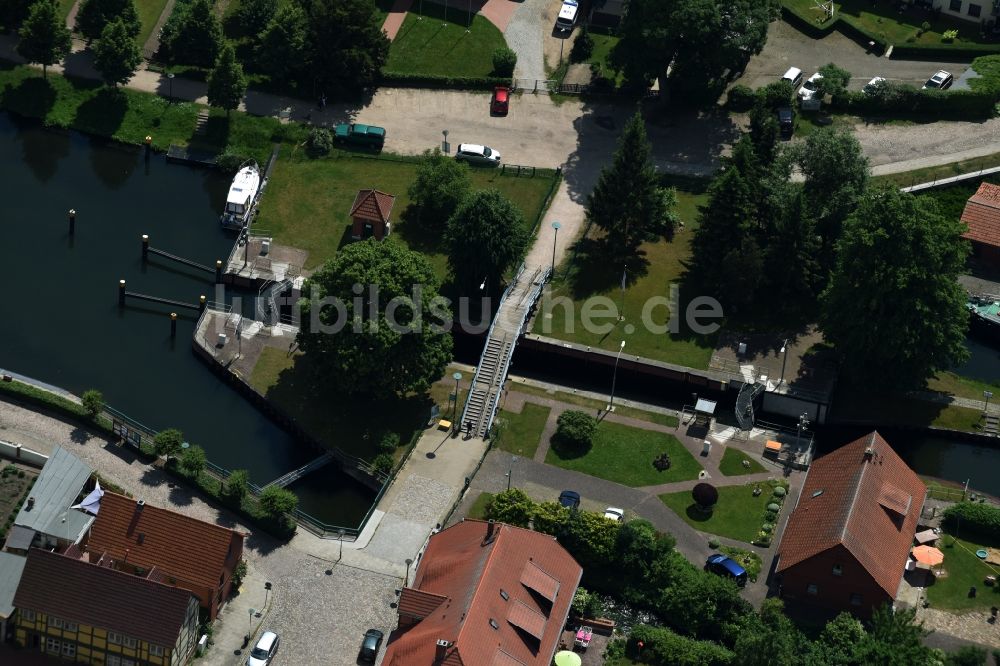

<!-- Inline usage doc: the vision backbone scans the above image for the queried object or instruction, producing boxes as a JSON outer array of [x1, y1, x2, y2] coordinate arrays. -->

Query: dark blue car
[[705, 554, 748, 587]]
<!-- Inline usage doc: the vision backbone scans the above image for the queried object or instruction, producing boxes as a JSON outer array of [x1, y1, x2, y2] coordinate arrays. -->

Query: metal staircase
[[735, 379, 766, 431]]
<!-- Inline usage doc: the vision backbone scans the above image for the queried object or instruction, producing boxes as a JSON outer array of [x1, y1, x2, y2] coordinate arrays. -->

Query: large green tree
[[207, 42, 247, 116], [585, 112, 678, 261], [93, 18, 142, 87], [820, 187, 970, 387], [17, 0, 71, 78], [76, 0, 139, 41], [236, 0, 277, 37], [406, 148, 472, 230], [765, 189, 823, 309], [302, 0, 389, 94], [732, 599, 802, 666], [297, 240, 453, 396], [256, 3, 307, 81], [445, 189, 529, 295], [160, 0, 222, 68], [864, 606, 937, 666]]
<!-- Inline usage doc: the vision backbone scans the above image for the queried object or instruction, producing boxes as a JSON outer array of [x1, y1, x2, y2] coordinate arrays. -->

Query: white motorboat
[[220, 162, 261, 230]]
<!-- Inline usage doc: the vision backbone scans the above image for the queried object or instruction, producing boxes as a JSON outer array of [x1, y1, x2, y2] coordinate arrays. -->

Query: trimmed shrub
[[767, 503, 780, 512], [627, 624, 734, 665], [757, 80, 794, 110], [377, 431, 400, 454], [727, 84, 755, 112], [708, 537, 720, 549], [772, 486, 787, 498], [492, 47, 517, 77], [379, 71, 510, 90], [553, 410, 598, 454], [692, 483, 719, 510], [154, 428, 185, 457], [81, 389, 104, 418], [306, 128, 333, 157], [831, 85, 995, 120], [943, 501, 1000, 539]]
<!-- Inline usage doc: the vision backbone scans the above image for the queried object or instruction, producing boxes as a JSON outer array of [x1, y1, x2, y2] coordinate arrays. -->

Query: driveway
[[740, 20, 967, 91]]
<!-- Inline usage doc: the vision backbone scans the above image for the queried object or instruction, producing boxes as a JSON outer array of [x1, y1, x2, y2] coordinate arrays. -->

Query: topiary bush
[[708, 537, 720, 549], [772, 486, 787, 498], [764, 510, 777, 522], [767, 503, 780, 512], [306, 128, 334, 157], [492, 47, 517, 77], [692, 483, 719, 511]]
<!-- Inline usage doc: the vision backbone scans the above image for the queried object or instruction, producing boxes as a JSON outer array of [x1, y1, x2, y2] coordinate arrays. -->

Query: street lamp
[[166, 72, 174, 101], [442, 129, 449, 153], [985, 390, 993, 414], [247, 608, 256, 641], [606, 340, 626, 413], [338, 528, 346, 561], [404, 558, 413, 585], [264, 582, 272, 609], [452, 372, 463, 421], [550, 221, 561, 277], [778, 339, 788, 387], [506, 455, 519, 491]]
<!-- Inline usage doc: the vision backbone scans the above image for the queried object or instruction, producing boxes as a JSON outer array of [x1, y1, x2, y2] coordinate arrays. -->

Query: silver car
[[455, 143, 501, 167]]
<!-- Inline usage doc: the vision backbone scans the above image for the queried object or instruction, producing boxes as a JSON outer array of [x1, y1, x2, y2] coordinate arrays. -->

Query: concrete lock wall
[[762, 392, 828, 425], [0, 440, 48, 467]]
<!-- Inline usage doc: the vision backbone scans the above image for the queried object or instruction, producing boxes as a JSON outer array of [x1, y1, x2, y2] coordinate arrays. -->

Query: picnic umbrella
[[554, 651, 582, 666], [912, 545, 944, 567]]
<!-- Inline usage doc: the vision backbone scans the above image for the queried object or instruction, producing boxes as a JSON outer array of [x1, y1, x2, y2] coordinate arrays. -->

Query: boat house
[[350, 189, 395, 241]]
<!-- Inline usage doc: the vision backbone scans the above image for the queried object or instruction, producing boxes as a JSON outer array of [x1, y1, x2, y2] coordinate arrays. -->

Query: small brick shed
[[350, 189, 395, 241]]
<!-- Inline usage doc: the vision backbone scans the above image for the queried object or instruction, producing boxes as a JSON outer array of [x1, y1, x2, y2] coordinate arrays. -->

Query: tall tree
[[406, 148, 472, 230], [865, 606, 936, 666], [816, 62, 852, 99], [236, 0, 277, 37], [732, 599, 802, 666], [93, 18, 142, 87], [445, 189, 529, 295], [805, 613, 870, 665], [255, 2, 308, 81], [297, 240, 453, 397], [748, 102, 779, 167], [17, 0, 71, 78], [303, 0, 389, 94], [207, 42, 247, 116], [820, 187, 970, 388], [585, 112, 678, 261], [610, 0, 676, 90], [76, 0, 139, 40], [160, 0, 222, 68], [765, 189, 823, 308]]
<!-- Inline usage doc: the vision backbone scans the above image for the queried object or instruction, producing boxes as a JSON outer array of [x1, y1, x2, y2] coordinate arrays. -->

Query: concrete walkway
[[380, 0, 413, 40], [910, 389, 998, 415]]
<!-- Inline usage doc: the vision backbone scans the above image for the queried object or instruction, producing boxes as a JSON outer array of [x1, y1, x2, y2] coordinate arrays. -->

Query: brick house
[[961, 182, 1000, 266], [14, 547, 199, 666], [350, 189, 395, 241], [383, 519, 583, 666], [84, 492, 245, 620], [775, 431, 926, 619]]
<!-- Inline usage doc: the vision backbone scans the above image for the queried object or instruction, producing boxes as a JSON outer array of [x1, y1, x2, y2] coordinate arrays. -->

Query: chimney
[[136, 499, 145, 509], [864, 447, 875, 461], [435, 639, 451, 660], [26, 497, 35, 511], [486, 519, 495, 540]]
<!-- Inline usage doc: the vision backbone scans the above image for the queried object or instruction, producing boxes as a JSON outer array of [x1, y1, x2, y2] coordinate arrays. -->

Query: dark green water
[[0, 113, 374, 525]]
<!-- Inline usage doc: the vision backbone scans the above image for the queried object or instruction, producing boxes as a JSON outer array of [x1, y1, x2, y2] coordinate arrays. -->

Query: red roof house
[[84, 492, 245, 620], [383, 519, 583, 666], [961, 182, 1000, 265], [776, 431, 926, 619], [350, 188, 395, 241]]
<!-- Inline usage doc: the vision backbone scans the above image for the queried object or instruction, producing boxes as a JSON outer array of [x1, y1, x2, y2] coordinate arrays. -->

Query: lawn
[[831, 382, 985, 433], [660, 483, 777, 544], [873, 153, 1000, 190], [494, 403, 551, 458], [257, 152, 557, 273], [927, 371, 1000, 403], [467, 491, 494, 520], [545, 421, 701, 486], [718, 447, 767, 476], [135, 0, 171, 47], [384, 3, 507, 78], [925, 532, 1000, 612], [533, 190, 718, 369], [783, 0, 985, 47], [509, 382, 679, 428], [248, 346, 430, 461]]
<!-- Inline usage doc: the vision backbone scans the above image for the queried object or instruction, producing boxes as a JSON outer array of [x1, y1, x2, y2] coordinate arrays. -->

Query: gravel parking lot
[[740, 20, 968, 91]]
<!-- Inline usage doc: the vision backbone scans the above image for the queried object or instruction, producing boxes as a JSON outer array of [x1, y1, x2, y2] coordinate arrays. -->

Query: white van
[[781, 67, 804, 90], [556, 0, 579, 31]]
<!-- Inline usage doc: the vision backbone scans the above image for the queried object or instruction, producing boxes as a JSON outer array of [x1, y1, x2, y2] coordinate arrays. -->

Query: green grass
[[873, 153, 1000, 190], [783, 0, 985, 46], [927, 371, 1000, 403], [494, 404, 551, 458], [256, 152, 557, 273], [925, 532, 1000, 612], [718, 447, 767, 476], [248, 347, 429, 461], [509, 382, 679, 428], [545, 421, 701, 486], [59, 0, 76, 22], [660, 483, 779, 544], [533, 190, 718, 369], [384, 3, 507, 78], [135, 0, 171, 46], [467, 491, 494, 520], [832, 382, 985, 433]]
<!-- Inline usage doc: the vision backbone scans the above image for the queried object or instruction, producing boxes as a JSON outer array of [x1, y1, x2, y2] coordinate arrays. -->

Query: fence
[[499, 163, 536, 177]]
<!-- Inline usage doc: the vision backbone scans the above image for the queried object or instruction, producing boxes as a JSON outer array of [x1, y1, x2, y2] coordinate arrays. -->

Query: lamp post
[[404, 558, 413, 585], [985, 390, 993, 414], [338, 528, 346, 561], [550, 221, 561, 277], [442, 129, 449, 153], [506, 455, 519, 491], [452, 372, 463, 421], [606, 340, 626, 413], [778, 339, 788, 387], [264, 582, 271, 609], [247, 608, 256, 641], [167, 72, 174, 101]]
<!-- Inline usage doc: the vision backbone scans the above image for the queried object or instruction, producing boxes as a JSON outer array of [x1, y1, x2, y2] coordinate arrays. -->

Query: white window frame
[[122, 635, 138, 649], [106, 656, 122, 666], [20, 609, 35, 622], [49, 617, 63, 629], [108, 632, 122, 645], [46, 637, 60, 653], [149, 645, 164, 657], [62, 642, 76, 657], [65, 621, 78, 632], [122, 658, 136, 666]]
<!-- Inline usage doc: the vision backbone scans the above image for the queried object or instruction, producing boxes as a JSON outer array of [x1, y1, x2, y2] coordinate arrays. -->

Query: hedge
[[626, 624, 734, 666], [891, 43, 1000, 62], [379, 71, 511, 90], [943, 501, 1000, 540], [829, 88, 995, 121]]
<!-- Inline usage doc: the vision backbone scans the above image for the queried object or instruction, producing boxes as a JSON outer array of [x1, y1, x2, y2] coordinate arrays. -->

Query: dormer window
[[500, 589, 509, 601], [489, 618, 499, 630]]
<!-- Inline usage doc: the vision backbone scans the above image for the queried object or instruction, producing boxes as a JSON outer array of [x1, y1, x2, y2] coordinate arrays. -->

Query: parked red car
[[491, 86, 509, 116]]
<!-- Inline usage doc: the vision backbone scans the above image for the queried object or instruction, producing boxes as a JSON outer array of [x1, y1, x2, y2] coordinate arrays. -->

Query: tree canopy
[[93, 18, 142, 87], [407, 148, 472, 230], [297, 239, 453, 397], [820, 187, 970, 387], [160, 0, 222, 68], [17, 0, 71, 77], [445, 189, 529, 295], [76, 0, 139, 41], [255, 3, 308, 81], [207, 42, 247, 115], [302, 0, 389, 95]]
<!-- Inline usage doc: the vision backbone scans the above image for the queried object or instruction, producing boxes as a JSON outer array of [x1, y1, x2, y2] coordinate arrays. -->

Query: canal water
[[0, 113, 374, 525]]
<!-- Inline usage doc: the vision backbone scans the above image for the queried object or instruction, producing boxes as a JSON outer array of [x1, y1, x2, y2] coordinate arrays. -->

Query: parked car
[[863, 76, 887, 95], [246, 631, 279, 666], [333, 123, 386, 150], [455, 143, 501, 166], [777, 107, 794, 139], [705, 554, 748, 587], [798, 72, 823, 102], [603, 507, 624, 522], [558, 490, 581, 509], [556, 0, 579, 31], [781, 66, 803, 90], [358, 628, 384, 663], [491, 86, 510, 116], [922, 70, 953, 90]]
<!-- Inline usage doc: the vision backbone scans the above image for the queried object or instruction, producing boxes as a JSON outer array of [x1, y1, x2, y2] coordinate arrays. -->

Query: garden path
[[380, 0, 413, 40]]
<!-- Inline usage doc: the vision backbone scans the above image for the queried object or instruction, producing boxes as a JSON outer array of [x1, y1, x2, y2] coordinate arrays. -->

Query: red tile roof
[[13, 548, 195, 647], [86, 492, 244, 592], [776, 431, 926, 598], [383, 520, 582, 666], [961, 182, 1000, 248], [350, 189, 395, 223]]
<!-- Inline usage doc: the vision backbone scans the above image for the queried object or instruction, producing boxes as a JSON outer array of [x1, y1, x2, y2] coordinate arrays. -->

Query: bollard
[[144, 135, 152, 159], [199, 295, 207, 312], [142, 234, 149, 261], [215, 260, 223, 284], [170, 312, 177, 338], [118, 280, 126, 306], [68, 209, 76, 235]]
